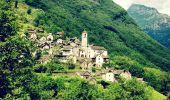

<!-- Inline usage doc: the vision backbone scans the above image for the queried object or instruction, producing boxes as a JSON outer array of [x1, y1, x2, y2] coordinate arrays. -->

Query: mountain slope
[[22, 0, 170, 71], [128, 4, 170, 48]]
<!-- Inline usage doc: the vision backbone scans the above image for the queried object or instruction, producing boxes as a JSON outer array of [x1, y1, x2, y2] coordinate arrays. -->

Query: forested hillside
[[128, 4, 170, 48], [24, 0, 170, 71], [0, 0, 170, 99]]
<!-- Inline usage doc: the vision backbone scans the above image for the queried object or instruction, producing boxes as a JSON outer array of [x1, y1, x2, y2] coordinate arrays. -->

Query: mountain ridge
[[128, 4, 170, 48]]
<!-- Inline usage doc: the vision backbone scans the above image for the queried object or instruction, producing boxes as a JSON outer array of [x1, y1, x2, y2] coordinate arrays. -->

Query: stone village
[[27, 28, 144, 83]]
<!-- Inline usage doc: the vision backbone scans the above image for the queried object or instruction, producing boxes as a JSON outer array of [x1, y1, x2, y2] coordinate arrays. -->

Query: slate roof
[[101, 69, 124, 75], [80, 71, 91, 76], [91, 46, 106, 50]]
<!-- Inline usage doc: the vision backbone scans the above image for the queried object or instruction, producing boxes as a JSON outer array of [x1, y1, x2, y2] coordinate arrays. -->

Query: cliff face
[[128, 4, 170, 48]]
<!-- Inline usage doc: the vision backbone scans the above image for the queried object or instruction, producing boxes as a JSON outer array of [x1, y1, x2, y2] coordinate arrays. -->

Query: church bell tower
[[81, 31, 88, 47]]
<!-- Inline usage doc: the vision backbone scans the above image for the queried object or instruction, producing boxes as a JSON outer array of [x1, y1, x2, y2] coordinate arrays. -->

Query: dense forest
[[0, 0, 170, 99]]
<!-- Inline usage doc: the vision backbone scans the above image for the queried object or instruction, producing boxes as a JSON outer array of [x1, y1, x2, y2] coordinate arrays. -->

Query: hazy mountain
[[128, 4, 170, 48]]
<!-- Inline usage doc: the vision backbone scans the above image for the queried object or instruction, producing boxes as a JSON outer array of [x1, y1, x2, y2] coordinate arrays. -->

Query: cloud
[[113, 0, 170, 15]]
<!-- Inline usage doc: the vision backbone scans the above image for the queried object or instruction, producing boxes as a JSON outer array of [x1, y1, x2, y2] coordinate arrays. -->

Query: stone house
[[29, 33, 37, 41], [38, 33, 54, 50], [101, 69, 116, 82], [120, 71, 132, 80], [77, 71, 96, 84], [101, 69, 132, 82]]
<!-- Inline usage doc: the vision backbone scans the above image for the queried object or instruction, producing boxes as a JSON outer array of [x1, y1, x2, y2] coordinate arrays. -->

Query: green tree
[[0, 0, 17, 42], [60, 81, 100, 100], [15, 0, 18, 8], [122, 79, 151, 100], [27, 8, 32, 14], [0, 38, 34, 98]]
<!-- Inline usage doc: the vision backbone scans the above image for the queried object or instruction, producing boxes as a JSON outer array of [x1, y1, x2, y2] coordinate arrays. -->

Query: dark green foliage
[[34, 50, 42, 60], [24, 0, 48, 10], [0, 0, 17, 42], [27, 8, 32, 14], [68, 63, 76, 69], [34, 63, 65, 73], [0, 38, 34, 98], [0, 70, 10, 98], [100, 80, 110, 88], [15, 0, 18, 8], [0, 38, 34, 70], [34, 64, 47, 73], [92, 67, 96, 73]]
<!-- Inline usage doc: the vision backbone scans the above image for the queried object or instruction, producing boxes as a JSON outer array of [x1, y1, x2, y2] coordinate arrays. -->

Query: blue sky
[[113, 0, 170, 15]]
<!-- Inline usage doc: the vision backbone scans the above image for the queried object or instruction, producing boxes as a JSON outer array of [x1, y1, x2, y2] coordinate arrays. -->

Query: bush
[[68, 63, 76, 69], [27, 8, 32, 14], [92, 67, 96, 73], [34, 65, 47, 73], [100, 80, 110, 88]]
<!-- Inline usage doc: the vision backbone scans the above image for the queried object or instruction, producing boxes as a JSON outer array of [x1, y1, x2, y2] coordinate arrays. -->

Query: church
[[57, 31, 109, 69]]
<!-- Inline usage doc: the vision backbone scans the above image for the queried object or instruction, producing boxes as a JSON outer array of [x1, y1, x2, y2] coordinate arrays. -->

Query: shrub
[[34, 65, 47, 73], [92, 67, 96, 73], [27, 8, 32, 14], [68, 64, 76, 69]]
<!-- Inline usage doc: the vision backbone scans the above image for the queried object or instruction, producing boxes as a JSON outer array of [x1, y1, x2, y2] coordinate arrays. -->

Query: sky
[[113, 0, 170, 15]]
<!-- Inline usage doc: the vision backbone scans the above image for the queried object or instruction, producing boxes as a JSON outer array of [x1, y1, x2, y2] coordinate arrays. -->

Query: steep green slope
[[23, 0, 170, 71], [128, 4, 170, 48], [13, 2, 170, 95]]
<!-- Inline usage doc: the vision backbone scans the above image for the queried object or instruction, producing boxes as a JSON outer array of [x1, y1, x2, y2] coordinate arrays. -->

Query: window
[[84, 34, 86, 38]]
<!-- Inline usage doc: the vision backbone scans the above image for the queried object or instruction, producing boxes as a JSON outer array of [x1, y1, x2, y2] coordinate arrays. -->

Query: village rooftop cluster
[[27, 28, 144, 83]]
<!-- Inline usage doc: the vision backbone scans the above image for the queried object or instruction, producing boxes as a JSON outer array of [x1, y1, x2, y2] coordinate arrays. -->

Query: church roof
[[101, 69, 124, 75], [92, 54, 109, 59], [102, 55, 109, 58], [79, 71, 92, 76], [82, 31, 87, 33], [91, 46, 106, 50]]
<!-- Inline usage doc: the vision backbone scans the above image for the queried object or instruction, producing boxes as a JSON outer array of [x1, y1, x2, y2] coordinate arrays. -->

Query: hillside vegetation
[[19, 0, 170, 95], [24, 0, 170, 71]]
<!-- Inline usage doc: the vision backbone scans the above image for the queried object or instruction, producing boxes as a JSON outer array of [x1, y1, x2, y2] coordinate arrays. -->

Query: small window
[[84, 34, 86, 38]]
